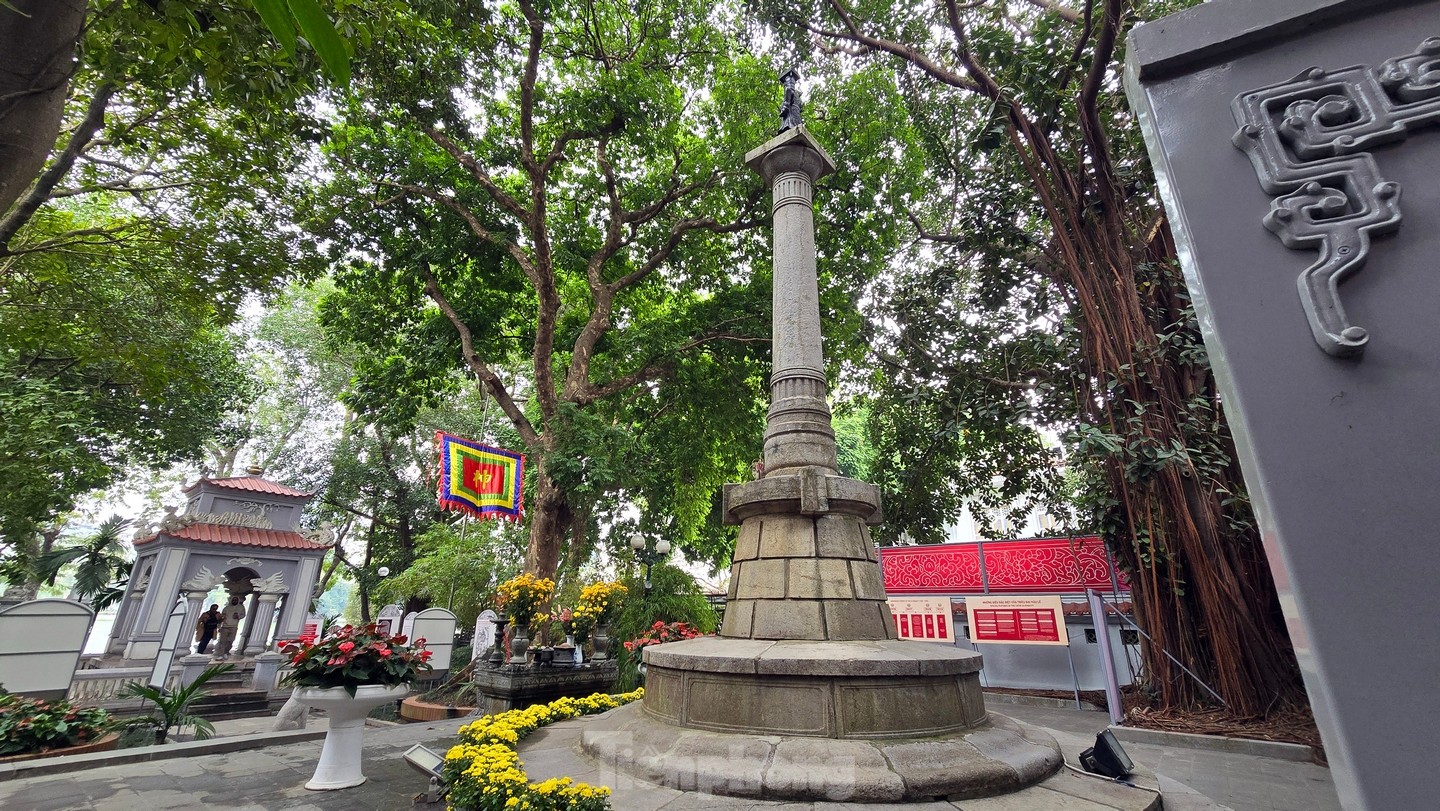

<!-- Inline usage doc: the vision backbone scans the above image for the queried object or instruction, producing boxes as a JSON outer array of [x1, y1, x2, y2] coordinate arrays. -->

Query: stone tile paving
[[0, 704, 1341, 811], [996, 705, 1342, 811]]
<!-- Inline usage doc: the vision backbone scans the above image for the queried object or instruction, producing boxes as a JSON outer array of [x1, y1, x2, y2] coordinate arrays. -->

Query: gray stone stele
[[1125, 1, 1440, 808], [582, 125, 1064, 801]]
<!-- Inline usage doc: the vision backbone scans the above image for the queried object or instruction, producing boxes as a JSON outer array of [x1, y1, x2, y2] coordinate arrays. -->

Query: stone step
[[190, 690, 272, 722]]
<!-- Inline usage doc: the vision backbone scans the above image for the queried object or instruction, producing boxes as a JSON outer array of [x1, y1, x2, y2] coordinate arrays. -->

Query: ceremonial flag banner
[[437, 432, 524, 521]]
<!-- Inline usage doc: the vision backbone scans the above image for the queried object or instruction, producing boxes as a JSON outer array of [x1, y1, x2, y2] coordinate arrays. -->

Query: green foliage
[[301, 0, 913, 580], [252, 0, 352, 84], [117, 663, 235, 743], [34, 516, 132, 610], [0, 692, 112, 756], [0, 0, 382, 562], [610, 562, 717, 691], [376, 522, 526, 630], [0, 200, 255, 552]]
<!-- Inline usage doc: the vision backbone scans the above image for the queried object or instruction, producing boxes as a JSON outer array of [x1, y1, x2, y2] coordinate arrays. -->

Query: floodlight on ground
[[1079, 729, 1134, 779], [402, 743, 447, 805], [402, 743, 447, 780], [378, 566, 390, 577]]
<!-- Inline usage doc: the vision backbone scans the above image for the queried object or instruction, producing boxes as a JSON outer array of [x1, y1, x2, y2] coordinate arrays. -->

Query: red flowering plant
[[622, 621, 705, 652], [0, 691, 112, 756], [278, 623, 433, 696]]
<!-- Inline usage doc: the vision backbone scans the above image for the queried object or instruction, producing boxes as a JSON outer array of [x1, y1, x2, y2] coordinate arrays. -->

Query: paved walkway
[[0, 704, 1341, 811], [995, 706, 1340, 811]]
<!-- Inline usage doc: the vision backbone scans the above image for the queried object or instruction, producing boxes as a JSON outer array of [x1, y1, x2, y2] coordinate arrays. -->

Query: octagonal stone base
[[581, 702, 1063, 802]]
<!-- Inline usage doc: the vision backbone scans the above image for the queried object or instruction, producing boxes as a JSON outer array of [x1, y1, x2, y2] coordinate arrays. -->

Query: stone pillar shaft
[[244, 593, 281, 654], [753, 137, 839, 475], [181, 590, 207, 654], [721, 127, 892, 642]]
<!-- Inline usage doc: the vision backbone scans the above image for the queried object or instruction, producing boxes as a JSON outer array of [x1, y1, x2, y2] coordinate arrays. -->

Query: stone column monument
[[582, 74, 1061, 803], [1125, 1, 1440, 808]]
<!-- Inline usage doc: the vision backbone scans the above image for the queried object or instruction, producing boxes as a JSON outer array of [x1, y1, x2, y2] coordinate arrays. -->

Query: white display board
[[375, 603, 404, 636], [148, 598, 189, 689], [0, 599, 95, 700], [410, 607, 457, 677]]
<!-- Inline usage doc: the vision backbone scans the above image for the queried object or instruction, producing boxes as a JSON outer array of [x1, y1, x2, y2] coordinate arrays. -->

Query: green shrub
[[612, 563, 718, 691]]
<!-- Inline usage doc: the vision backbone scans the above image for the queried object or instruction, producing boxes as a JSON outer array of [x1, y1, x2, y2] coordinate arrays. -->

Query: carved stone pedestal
[[471, 661, 618, 716]]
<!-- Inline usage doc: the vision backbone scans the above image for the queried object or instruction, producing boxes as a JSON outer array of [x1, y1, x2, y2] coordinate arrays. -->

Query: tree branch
[[539, 112, 625, 176], [809, 1, 981, 93], [0, 83, 116, 254], [420, 266, 542, 448], [517, 0, 545, 177], [1023, 0, 1083, 23], [383, 182, 541, 286], [49, 179, 192, 199], [322, 498, 398, 531], [423, 127, 533, 225]]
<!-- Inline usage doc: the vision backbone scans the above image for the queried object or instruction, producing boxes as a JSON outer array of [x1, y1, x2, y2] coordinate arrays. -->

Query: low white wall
[[957, 617, 1141, 691]]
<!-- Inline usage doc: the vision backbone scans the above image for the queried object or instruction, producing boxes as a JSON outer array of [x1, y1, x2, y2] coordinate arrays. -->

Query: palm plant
[[117, 663, 235, 743], [36, 516, 132, 610]]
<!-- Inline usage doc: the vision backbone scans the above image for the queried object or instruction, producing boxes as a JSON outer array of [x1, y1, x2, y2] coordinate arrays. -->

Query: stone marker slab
[[1126, 1, 1440, 808]]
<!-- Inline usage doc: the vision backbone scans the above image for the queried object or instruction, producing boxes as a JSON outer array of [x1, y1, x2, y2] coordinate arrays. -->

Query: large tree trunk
[[0, 0, 87, 215], [1065, 205, 1302, 716], [524, 461, 571, 581], [804, 0, 1304, 717]]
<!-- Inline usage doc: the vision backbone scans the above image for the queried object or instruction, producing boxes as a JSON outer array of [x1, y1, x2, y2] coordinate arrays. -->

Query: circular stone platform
[[643, 636, 990, 739], [586, 637, 1063, 802], [580, 702, 1063, 802]]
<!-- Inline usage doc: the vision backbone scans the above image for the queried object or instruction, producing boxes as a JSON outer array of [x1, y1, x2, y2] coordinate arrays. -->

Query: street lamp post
[[630, 536, 671, 593]]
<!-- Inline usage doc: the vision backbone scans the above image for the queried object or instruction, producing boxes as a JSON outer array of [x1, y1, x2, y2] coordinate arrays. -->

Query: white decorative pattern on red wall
[[881, 536, 1125, 594]]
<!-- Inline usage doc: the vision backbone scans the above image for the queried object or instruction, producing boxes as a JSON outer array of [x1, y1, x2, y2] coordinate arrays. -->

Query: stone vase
[[293, 684, 410, 790], [590, 624, 610, 661], [508, 622, 530, 665]]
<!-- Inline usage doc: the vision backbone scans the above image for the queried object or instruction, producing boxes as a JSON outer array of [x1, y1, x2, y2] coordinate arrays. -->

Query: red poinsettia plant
[[623, 620, 705, 652], [278, 623, 433, 695]]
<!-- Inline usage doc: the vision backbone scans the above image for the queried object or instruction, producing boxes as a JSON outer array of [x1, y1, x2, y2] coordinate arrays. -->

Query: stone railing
[[68, 666, 183, 708]]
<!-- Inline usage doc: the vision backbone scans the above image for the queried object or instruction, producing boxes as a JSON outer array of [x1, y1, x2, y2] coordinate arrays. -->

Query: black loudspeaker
[[1079, 729, 1134, 778]]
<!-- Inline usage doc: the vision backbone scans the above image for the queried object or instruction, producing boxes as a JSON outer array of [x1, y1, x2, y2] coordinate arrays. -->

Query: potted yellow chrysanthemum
[[496, 573, 555, 664]]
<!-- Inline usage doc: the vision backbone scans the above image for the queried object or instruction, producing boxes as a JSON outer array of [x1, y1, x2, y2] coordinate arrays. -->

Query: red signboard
[[887, 597, 955, 643], [880, 536, 1125, 595], [965, 596, 1069, 645]]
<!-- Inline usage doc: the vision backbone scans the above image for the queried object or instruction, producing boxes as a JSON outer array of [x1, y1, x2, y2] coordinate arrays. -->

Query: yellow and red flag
[[436, 432, 524, 521]]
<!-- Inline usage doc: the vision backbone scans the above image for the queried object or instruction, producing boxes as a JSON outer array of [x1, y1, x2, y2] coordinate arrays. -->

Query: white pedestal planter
[[293, 684, 410, 790]]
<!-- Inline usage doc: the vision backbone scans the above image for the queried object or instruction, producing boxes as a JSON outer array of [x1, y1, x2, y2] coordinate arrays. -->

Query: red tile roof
[[134, 523, 329, 551], [183, 476, 312, 498]]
